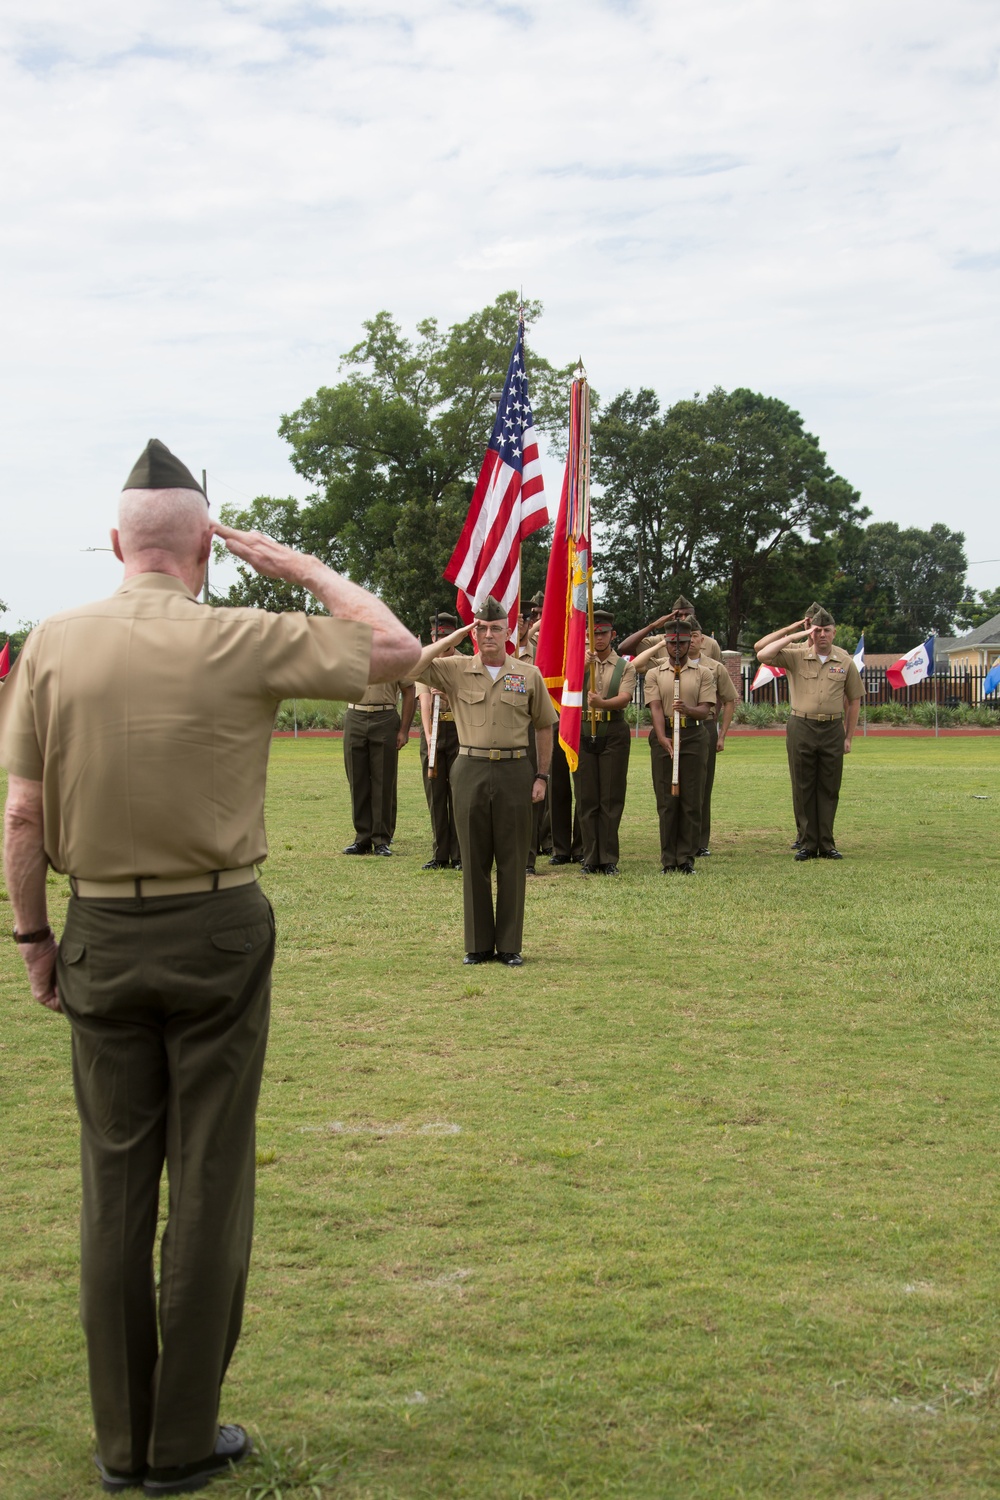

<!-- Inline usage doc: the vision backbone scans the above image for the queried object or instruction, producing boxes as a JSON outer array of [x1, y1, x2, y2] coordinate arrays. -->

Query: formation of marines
[[343, 589, 861, 959]]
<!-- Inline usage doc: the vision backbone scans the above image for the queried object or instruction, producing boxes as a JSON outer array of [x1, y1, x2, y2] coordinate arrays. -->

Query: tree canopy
[[217, 293, 571, 628], [591, 386, 867, 647], [956, 585, 1000, 633], [829, 521, 967, 651]]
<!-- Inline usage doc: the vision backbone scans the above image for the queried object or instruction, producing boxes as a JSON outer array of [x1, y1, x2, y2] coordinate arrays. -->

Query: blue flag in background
[[984, 660, 1000, 696]]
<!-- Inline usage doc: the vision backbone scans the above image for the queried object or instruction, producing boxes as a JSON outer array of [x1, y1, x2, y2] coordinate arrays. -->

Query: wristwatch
[[13, 925, 53, 944], [534, 772, 550, 781]]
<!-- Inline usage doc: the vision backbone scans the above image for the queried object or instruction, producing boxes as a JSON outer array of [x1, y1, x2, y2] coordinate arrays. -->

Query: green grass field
[[2, 735, 1000, 1499]]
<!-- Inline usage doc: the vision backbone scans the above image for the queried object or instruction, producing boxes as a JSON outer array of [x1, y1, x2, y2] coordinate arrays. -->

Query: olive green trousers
[[649, 726, 708, 869], [451, 755, 533, 953], [57, 883, 275, 1474], [419, 719, 461, 864], [785, 714, 845, 853], [573, 720, 631, 868], [343, 707, 399, 846]]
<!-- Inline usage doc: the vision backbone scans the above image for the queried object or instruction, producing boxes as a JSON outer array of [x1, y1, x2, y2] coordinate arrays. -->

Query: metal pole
[[202, 469, 210, 605]]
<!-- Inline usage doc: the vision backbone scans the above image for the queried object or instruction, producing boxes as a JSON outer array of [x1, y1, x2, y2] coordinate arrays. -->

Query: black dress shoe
[[342, 841, 372, 855], [790, 839, 802, 850], [451, 859, 462, 870], [695, 847, 711, 857], [143, 1425, 252, 1495], [539, 846, 553, 856], [678, 862, 696, 874], [525, 865, 536, 875], [794, 848, 817, 861], [603, 864, 618, 875], [495, 951, 524, 966], [422, 859, 446, 869], [548, 854, 572, 865], [372, 844, 392, 856], [579, 863, 598, 874], [819, 848, 844, 859], [94, 1456, 146, 1493], [463, 951, 494, 965]]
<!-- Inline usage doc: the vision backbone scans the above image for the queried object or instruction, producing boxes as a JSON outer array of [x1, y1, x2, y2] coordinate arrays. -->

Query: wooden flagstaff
[[427, 691, 442, 778]]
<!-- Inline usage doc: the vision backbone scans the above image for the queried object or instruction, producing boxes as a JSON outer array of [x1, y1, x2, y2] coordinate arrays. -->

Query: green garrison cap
[[123, 439, 206, 497], [810, 606, 835, 627], [671, 594, 695, 613], [473, 595, 508, 622], [593, 609, 615, 626], [685, 617, 703, 634], [804, 600, 821, 620], [431, 611, 458, 628], [665, 616, 694, 637], [530, 591, 545, 609]]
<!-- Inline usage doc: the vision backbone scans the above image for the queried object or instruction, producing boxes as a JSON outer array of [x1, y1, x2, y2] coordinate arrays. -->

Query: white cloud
[[1, 0, 998, 621]]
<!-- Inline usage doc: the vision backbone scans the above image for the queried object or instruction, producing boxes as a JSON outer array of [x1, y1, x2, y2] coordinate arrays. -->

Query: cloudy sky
[[3, 0, 998, 624]]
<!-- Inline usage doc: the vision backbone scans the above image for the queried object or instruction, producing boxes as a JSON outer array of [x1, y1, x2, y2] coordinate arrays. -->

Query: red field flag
[[444, 315, 548, 648], [535, 369, 592, 771], [0, 641, 10, 680]]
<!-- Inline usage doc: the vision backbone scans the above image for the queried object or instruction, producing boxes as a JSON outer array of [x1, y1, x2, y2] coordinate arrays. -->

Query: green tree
[[955, 585, 1000, 632], [245, 292, 572, 630], [591, 386, 865, 647], [830, 521, 967, 651]]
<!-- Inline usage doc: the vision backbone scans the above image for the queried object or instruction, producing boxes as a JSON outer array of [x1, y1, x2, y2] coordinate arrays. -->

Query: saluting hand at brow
[[212, 522, 314, 583]]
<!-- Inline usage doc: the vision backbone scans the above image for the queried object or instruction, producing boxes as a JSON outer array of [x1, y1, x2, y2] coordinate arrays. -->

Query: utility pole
[[202, 469, 210, 604]]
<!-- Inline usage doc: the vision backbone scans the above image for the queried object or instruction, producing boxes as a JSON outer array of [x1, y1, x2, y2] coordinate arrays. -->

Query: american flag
[[444, 318, 548, 644]]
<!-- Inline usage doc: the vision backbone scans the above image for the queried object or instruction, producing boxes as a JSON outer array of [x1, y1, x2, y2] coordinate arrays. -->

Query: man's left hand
[[22, 935, 60, 1012], [531, 776, 547, 804], [396, 729, 408, 750], [844, 736, 853, 754]]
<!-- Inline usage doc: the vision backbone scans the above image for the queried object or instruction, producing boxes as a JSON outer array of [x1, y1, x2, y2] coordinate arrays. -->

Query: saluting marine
[[619, 594, 723, 664], [341, 675, 415, 856], [412, 595, 556, 966], [754, 606, 862, 859]]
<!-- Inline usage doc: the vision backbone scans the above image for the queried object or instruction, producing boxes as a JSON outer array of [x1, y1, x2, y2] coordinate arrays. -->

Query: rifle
[[671, 659, 682, 798], [427, 692, 442, 780]]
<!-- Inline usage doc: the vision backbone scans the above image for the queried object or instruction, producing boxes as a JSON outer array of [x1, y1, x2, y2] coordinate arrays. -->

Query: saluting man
[[416, 612, 462, 870], [412, 595, 556, 966], [0, 440, 417, 1494], [574, 609, 636, 874], [619, 594, 723, 663], [642, 616, 717, 873], [754, 606, 862, 859]]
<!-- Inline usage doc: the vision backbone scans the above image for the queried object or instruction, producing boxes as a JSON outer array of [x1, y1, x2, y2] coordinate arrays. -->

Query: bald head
[[114, 488, 211, 591]]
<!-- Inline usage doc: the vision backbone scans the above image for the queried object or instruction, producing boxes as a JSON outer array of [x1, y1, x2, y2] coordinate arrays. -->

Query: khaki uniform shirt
[[590, 649, 637, 704], [516, 636, 536, 663], [0, 573, 371, 879], [350, 680, 402, 709], [416, 677, 455, 720], [771, 643, 863, 715], [420, 654, 557, 749], [644, 660, 717, 715], [640, 632, 721, 663]]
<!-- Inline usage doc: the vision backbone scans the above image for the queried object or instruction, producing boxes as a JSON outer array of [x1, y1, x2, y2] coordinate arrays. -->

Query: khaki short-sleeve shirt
[[351, 681, 402, 709], [420, 654, 557, 749], [0, 573, 372, 879], [644, 661, 717, 715], [591, 649, 637, 702], [771, 643, 863, 715]]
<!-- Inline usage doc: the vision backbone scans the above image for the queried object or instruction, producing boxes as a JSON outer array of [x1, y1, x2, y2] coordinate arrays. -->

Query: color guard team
[[343, 589, 863, 966]]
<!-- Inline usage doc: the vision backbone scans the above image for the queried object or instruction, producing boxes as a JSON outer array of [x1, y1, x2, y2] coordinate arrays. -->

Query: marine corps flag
[[0, 641, 10, 681], [535, 366, 592, 772]]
